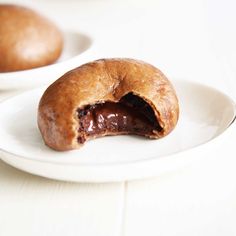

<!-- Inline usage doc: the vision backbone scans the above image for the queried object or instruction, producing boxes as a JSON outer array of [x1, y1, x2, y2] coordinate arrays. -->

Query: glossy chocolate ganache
[[77, 93, 163, 143]]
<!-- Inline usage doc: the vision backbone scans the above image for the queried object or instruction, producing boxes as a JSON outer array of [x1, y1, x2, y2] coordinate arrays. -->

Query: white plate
[[0, 80, 235, 182], [0, 30, 93, 90]]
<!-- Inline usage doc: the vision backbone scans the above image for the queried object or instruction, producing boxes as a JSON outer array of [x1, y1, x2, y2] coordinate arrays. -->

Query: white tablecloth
[[0, 0, 236, 235]]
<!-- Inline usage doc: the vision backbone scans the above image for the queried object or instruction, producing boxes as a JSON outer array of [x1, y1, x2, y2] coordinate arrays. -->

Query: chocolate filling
[[77, 93, 162, 144]]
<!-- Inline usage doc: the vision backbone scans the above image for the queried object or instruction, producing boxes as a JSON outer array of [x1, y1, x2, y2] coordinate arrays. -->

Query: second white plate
[[0, 80, 235, 182]]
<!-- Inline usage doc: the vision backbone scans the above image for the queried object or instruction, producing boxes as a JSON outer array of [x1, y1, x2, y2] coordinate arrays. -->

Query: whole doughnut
[[0, 4, 63, 72]]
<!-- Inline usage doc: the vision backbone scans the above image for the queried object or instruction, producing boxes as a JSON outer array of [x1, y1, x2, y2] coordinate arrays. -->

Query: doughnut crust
[[38, 58, 179, 151], [0, 4, 63, 72]]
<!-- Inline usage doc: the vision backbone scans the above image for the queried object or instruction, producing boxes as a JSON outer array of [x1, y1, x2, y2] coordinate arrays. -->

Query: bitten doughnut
[[38, 58, 179, 151], [0, 4, 63, 72]]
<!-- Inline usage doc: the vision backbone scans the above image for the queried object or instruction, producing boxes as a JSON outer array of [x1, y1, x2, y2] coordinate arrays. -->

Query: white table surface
[[0, 0, 236, 235]]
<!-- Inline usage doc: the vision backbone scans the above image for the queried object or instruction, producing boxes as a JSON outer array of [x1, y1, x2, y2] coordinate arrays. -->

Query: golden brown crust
[[0, 4, 63, 72], [38, 58, 179, 151]]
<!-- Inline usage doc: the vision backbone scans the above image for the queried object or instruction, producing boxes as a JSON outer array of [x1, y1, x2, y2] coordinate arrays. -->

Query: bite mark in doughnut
[[77, 93, 163, 143]]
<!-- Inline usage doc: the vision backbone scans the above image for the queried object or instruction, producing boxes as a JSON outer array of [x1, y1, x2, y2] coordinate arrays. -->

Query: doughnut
[[38, 58, 179, 151], [0, 4, 63, 72]]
